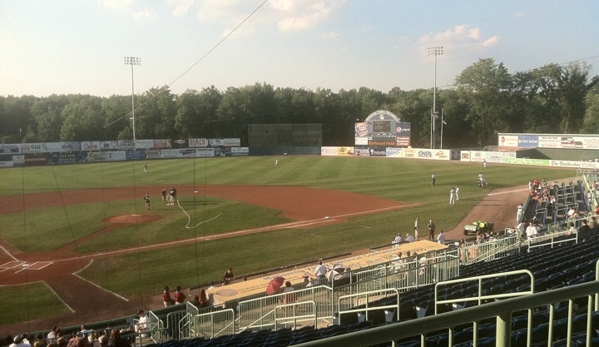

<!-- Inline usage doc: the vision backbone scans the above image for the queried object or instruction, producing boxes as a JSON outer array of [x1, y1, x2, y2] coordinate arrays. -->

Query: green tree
[[456, 58, 513, 146], [135, 86, 178, 139], [581, 84, 599, 134], [175, 86, 222, 138], [60, 96, 105, 141]]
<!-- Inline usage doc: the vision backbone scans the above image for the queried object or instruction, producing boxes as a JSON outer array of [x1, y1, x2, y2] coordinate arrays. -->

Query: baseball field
[[0, 156, 575, 333]]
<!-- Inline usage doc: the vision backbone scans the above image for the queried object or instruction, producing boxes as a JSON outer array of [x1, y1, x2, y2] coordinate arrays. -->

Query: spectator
[[314, 261, 327, 279], [162, 286, 174, 307], [405, 233, 415, 242], [174, 286, 186, 304], [47, 327, 58, 341], [281, 281, 296, 304], [107, 330, 129, 347], [526, 222, 538, 239], [10, 335, 31, 347], [391, 233, 402, 248], [516, 203, 524, 223], [427, 219, 436, 241], [437, 229, 446, 244], [222, 268, 234, 285], [199, 288, 208, 308], [579, 219, 591, 233], [33, 334, 44, 347], [134, 310, 149, 337]]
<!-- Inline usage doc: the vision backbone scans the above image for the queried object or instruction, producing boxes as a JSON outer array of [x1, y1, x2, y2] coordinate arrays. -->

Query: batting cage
[[248, 124, 322, 155]]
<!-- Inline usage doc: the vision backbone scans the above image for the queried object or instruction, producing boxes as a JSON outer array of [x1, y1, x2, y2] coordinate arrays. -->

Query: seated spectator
[[578, 220, 591, 233], [10, 335, 32, 347], [107, 330, 129, 347], [405, 233, 415, 242], [391, 233, 402, 248], [222, 268, 234, 285], [526, 222, 538, 239]]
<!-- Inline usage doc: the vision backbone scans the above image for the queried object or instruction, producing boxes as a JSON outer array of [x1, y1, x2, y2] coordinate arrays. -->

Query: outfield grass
[[0, 156, 576, 323]]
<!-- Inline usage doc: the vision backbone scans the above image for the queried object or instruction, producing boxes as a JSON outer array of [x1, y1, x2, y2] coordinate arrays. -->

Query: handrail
[[292, 280, 599, 347]]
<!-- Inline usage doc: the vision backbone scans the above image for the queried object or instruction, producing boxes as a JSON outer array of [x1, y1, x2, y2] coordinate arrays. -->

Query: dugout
[[248, 124, 322, 155]]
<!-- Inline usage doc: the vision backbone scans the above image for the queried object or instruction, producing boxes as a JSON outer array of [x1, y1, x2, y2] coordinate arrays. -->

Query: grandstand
[[6, 172, 599, 346]]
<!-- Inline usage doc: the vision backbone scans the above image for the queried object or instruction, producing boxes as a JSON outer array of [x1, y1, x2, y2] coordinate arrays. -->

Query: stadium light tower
[[124, 56, 141, 142], [428, 46, 443, 149]]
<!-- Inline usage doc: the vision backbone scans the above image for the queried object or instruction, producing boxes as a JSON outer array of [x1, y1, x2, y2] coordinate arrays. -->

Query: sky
[[1, 0, 598, 97]]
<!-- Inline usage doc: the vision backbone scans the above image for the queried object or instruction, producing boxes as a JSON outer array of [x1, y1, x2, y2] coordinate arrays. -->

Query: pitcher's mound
[[103, 214, 162, 224]]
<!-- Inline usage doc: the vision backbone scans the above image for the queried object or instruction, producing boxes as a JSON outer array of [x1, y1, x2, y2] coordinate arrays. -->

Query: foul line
[[73, 259, 129, 302], [0, 243, 18, 262], [42, 280, 75, 313], [488, 188, 529, 196]]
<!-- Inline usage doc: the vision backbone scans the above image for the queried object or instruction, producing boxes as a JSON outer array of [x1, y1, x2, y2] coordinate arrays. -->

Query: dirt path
[[0, 184, 525, 335]]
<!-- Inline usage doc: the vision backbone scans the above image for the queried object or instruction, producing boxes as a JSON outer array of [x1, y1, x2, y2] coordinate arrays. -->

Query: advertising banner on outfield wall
[[48, 152, 88, 165], [208, 139, 225, 147], [0, 144, 20, 153], [86, 151, 126, 162], [504, 158, 550, 166], [386, 147, 402, 157], [369, 147, 386, 156], [222, 138, 241, 147], [153, 139, 173, 149], [231, 147, 249, 156], [134, 139, 154, 149], [81, 141, 102, 151], [460, 151, 471, 161], [0, 161, 13, 167], [189, 138, 208, 147], [518, 135, 538, 148], [321, 147, 340, 156], [23, 153, 48, 166], [126, 149, 146, 160], [550, 160, 598, 169], [498, 135, 518, 148], [354, 147, 370, 156]]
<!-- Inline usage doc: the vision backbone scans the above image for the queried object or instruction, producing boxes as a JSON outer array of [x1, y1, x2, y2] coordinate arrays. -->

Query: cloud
[[321, 31, 338, 39], [512, 12, 524, 19], [418, 24, 500, 57], [275, 1, 345, 32], [98, 0, 157, 21], [166, 0, 196, 17]]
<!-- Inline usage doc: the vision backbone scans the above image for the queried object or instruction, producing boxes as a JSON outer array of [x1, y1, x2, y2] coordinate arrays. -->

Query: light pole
[[124, 56, 141, 142], [428, 46, 443, 149]]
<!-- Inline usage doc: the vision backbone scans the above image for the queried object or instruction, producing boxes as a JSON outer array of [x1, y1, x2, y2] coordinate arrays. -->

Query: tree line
[[0, 58, 597, 148]]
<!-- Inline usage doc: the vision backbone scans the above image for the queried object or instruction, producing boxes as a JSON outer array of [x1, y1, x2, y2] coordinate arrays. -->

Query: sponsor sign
[[538, 136, 561, 149], [153, 139, 172, 149], [337, 147, 354, 156], [396, 136, 411, 147], [354, 147, 370, 156], [86, 151, 126, 162], [386, 147, 402, 157], [368, 140, 396, 147], [47, 152, 88, 165], [517, 135, 538, 148], [125, 149, 146, 160], [504, 158, 550, 166], [498, 135, 518, 147], [396, 122, 411, 136], [81, 141, 102, 151], [231, 147, 249, 156], [209, 139, 225, 147], [12, 155, 25, 166], [23, 153, 49, 166], [355, 137, 368, 146], [369, 147, 386, 157], [321, 147, 339, 156], [223, 138, 241, 147], [189, 138, 208, 148], [134, 139, 154, 149], [461, 151, 471, 161], [403, 148, 417, 158], [355, 122, 369, 137], [0, 144, 20, 153], [550, 160, 598, 169], [196, 148, 215, 157], [0, 161, 13, 168], [560, 136, 583, 149]]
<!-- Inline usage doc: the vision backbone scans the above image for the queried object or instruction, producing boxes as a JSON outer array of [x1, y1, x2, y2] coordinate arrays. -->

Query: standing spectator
[[437, 230, 446, 244], [281, 281, 296, 304], [314, 261, 327, 280], [431, 173, 436, 186], [174, 285, 186, 304], [222, 268, 234, 285], [516, 203, 524, 223], [525, 222, 538, 239], [449, 187, 456, 205], [134, 310, 149, 337], [414, 217, 419, 240], [162, 286, 173, 307], [427, 219, 436, 241]]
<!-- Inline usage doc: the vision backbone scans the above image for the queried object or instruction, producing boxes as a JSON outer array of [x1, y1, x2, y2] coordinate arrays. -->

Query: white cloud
[[166, 0, 196, 17], [196, 0, 240, 23], [98, 0, 157, 21], [321, 31, 338, 39], [418, 24, 500, 57], [275, 1, 345, 32], [482, 35, 500, 47], [512, 12, 524, 19]]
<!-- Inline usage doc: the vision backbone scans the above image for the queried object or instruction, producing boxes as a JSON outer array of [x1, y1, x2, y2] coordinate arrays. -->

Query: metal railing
[[190, 308, 235, 339], [336, 288, 400, 325], [459, 234, 520, 265], [293, 280, 599, 347]]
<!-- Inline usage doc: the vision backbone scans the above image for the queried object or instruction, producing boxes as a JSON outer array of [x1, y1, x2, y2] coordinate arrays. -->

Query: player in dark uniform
[[144, 194, 150, 210]]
